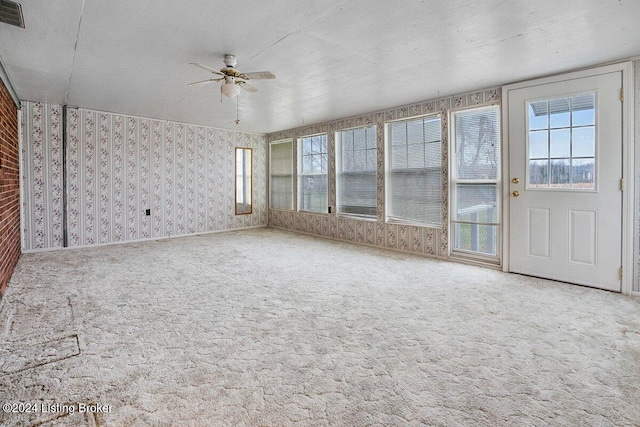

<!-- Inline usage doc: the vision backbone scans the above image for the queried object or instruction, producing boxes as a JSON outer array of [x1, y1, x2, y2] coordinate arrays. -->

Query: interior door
[[507, 71, 622, 291]]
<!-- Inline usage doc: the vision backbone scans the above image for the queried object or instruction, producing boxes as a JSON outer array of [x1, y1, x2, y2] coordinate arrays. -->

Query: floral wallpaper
[[21, 102, 64, 250], [267, 88, 501, 260], [21, 103, 267, 250]]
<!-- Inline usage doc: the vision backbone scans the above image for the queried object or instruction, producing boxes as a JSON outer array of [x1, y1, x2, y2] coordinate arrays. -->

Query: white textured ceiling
[[1, 0, 639, 134]]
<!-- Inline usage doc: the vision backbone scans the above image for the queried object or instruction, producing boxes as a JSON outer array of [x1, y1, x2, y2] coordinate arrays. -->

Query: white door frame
[[501, 62, 635, 294]]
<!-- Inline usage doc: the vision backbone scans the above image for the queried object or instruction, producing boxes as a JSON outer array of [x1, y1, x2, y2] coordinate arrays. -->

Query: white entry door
[[507, 70, 622, 291]]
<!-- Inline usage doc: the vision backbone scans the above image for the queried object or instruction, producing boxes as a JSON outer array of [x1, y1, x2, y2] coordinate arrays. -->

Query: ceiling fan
[[189, 54, 276, 98]]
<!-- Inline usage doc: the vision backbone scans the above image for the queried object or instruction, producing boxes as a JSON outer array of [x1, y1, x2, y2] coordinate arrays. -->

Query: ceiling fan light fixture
[[190, 55, 273, 100], [221, 80, 241, 98]]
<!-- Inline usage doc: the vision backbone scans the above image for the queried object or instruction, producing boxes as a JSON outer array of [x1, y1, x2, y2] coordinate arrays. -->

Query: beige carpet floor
[[0, 227, 639, 426]]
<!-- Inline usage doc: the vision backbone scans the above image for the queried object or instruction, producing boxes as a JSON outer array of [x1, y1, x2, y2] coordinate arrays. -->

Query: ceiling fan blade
[[189, 62, 224, 76], [239, 82, 258, 93], [241, 71, 276, 80], [188, 78, 223, 86]]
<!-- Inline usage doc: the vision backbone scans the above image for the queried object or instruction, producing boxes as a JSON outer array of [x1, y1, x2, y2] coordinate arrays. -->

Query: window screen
[[269, 140, 293, 210], [336, 126, 377, 217], [386, 115, 442, 225]]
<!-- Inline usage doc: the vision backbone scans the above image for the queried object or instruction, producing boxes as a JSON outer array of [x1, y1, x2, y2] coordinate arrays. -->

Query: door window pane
[[527, 92, 596, 190], [549, 97, 570, 128], [550, 159, 570, 187], [529, 131, 548, 159], [529, 159, 548, 188], [572, 93, 595, 126], [550, 129, 570, 158], [571, 158, 594, 187], [529, 101, 549, 130], [572, 127, 595, 157]]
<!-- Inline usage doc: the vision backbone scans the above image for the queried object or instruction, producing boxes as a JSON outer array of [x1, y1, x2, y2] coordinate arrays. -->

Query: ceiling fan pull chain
[[235, 95, 240, 125]]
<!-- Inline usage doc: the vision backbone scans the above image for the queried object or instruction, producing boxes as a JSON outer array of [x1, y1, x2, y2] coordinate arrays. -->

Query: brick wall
[[0, 78, 20, 296]]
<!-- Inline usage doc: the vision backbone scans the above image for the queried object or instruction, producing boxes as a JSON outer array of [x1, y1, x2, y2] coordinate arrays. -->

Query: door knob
[[512, 190, 520, 197], [512, 177, 520, 184]]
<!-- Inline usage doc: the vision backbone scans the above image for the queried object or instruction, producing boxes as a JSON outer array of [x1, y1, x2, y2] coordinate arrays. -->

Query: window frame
[[384, 113, 443, 228], [297, 133, 329, 214], [269, 139, 294, 211], [335, 124, 378, 220], [235, 147, 253, 215], [449, 104, 501, 262]]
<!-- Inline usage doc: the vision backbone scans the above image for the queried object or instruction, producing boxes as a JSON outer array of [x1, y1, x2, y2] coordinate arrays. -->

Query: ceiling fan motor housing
[[223, 54, 237, 67]]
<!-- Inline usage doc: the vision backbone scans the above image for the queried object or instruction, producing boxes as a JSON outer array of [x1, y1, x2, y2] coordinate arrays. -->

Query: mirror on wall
[[235, 147, 252, 215]]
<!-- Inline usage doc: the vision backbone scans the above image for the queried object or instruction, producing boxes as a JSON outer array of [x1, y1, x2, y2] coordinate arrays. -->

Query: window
[[269, 140, 293, 210], [527, 93, 596, 189], [336, 126, 377, 217], [235, 147, 252, 215], [298, 134, 328, 213], [386, 115, 442, 226], [451, 106, 500, 258]]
